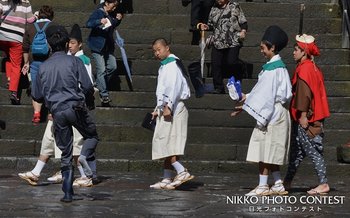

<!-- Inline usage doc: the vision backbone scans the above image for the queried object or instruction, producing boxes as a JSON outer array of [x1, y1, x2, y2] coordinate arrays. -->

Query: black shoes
[[182, 0, 191, 7], [10, 92, 20, 105], [0, 120, 5, 130], [101, 96, 111, 107], [211, 89, 226, 94]]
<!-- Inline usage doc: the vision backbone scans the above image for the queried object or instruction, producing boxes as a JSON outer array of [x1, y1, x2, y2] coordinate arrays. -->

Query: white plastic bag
[[227, 76, 242, 101]]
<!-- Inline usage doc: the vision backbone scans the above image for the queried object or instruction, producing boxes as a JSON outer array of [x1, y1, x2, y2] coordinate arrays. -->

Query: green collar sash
[[78, 55, 91, 65], [262, 59, 286, 71], [161, 56, 176, 65]]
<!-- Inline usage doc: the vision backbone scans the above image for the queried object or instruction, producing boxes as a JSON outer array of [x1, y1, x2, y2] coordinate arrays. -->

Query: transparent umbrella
[[115, 30, 132, 84], [199, 30, 206, 78]]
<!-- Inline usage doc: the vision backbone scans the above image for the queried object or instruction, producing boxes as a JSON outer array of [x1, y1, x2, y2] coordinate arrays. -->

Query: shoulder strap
[[0, 5, 14, 24], [175, 59, 191, 89], [33, 22, 40, 32], [34, 22, 50, 32], [42, 22, 50, 31]]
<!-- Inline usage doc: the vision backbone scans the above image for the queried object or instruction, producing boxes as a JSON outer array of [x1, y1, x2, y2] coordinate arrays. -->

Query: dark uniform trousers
[[53, 104, 98, 168]]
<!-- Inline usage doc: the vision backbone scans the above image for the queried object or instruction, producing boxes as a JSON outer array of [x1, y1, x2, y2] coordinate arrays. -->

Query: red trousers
[[0, 41, 23, 92]]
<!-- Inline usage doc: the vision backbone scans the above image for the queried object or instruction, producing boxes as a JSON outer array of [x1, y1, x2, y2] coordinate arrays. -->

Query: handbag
[[142, 112, 156, 131]]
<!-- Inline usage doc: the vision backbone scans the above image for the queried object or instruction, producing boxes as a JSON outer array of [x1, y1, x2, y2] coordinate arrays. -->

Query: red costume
[[290, 59, 330, 122]]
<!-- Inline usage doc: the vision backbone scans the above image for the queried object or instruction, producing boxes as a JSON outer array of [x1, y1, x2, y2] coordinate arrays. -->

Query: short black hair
[[261, 40, 282, 54], [152, 38, 169, 46], [105, 0, 120, 4], [46, 25, 69, 52]]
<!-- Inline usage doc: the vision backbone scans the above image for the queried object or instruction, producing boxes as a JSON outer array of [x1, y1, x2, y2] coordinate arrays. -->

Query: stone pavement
[[0, 169, 349, 217]]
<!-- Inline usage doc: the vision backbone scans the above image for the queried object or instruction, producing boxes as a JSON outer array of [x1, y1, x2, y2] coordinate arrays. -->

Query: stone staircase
[[0, 0, 349, 175]]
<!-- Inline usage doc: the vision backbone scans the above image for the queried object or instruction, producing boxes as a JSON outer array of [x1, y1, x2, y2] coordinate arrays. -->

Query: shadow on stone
[[0, 174, 12, 179], [81, 193, 113, 201], [93, 175, 112, 185], [175, 181, 204, 191]]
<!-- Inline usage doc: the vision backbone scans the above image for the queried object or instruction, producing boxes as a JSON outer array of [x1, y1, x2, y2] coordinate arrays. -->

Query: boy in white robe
[[150, 38, 194, 190], [232, 26, 292, 196]]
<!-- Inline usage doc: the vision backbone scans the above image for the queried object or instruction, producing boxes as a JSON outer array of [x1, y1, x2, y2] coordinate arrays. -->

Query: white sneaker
[[47, 171, 62, 183], [150, 178, 175, 190], [245, 185, 270, 196], [270, 182, 288, 195], [73, 177, 93, 187], [170, 169, 194, 187]]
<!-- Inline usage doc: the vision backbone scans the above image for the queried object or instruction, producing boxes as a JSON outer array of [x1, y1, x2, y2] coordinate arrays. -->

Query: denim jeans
[[92, 52, 117, 98]]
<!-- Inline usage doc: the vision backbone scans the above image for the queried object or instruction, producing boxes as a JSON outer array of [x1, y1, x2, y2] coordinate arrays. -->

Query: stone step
[[1, 105, 349, 129], [118, 29, 343, 48], [54, 12, 341, 35], [1, 105, 350, 128], [129, 60, 350, 81], [238, 0, 334, 3], [1, 122, 349, 146], [0, 88, 349, 112], [31, 0, 339, 17], [102, 76, 350, 96], [1, 156, 348, 175], [0, 139, 240, 161], [131, 1, 340, 18], [111, 45, 349, 64], [2, 56, 348, 82], [0, 139, 339, 162]]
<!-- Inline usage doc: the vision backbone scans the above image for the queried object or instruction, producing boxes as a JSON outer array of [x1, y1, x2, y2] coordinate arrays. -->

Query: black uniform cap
[[262, 25, 288, 52], [69, 24, 82, 42]]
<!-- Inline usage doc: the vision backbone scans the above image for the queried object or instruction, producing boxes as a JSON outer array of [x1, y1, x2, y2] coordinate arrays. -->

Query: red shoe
[[32, 112, 40, 124]]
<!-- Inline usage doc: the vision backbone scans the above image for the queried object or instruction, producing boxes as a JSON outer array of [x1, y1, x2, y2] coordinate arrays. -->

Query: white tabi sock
[[31, 160, 46, 176], [77, 165, 87, 178], [259, 175, 268, 186], [171, 161, 185, 174], [272, 171, 282, 184]]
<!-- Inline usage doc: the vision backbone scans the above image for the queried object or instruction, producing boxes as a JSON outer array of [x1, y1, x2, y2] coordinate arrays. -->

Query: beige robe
[[152, 102, 188, 160], [246, 103, 291, 165]]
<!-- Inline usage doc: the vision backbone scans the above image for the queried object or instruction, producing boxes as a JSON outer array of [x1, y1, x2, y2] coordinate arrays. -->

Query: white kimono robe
[[152, 54, 190, 160], [243, 54, 292, 165], [68, 50, 94, 84]]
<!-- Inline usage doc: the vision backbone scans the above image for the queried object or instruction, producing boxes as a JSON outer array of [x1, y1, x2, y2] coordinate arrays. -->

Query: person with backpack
[[22, 5, 54, 124], [0, 0, 36, 105]]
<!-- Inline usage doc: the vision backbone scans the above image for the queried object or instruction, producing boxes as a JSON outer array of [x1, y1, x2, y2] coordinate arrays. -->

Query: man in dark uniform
[[32, 25, 98, 203]]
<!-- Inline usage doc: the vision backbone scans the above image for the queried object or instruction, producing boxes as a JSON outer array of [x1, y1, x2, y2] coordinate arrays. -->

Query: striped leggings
[[285, 123, 328, 184]]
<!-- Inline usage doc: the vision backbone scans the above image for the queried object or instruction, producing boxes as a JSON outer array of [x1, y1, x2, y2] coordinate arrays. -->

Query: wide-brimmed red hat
[[296, 34, 320, 56]]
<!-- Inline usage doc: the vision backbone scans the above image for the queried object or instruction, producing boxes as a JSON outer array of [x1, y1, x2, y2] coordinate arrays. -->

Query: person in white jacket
[[232, 26, 292, 196], [150, 38, 194, 190]]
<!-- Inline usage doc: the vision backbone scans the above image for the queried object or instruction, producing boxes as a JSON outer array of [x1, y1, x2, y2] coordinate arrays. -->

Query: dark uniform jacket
[[32, 51, 94, 114]]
